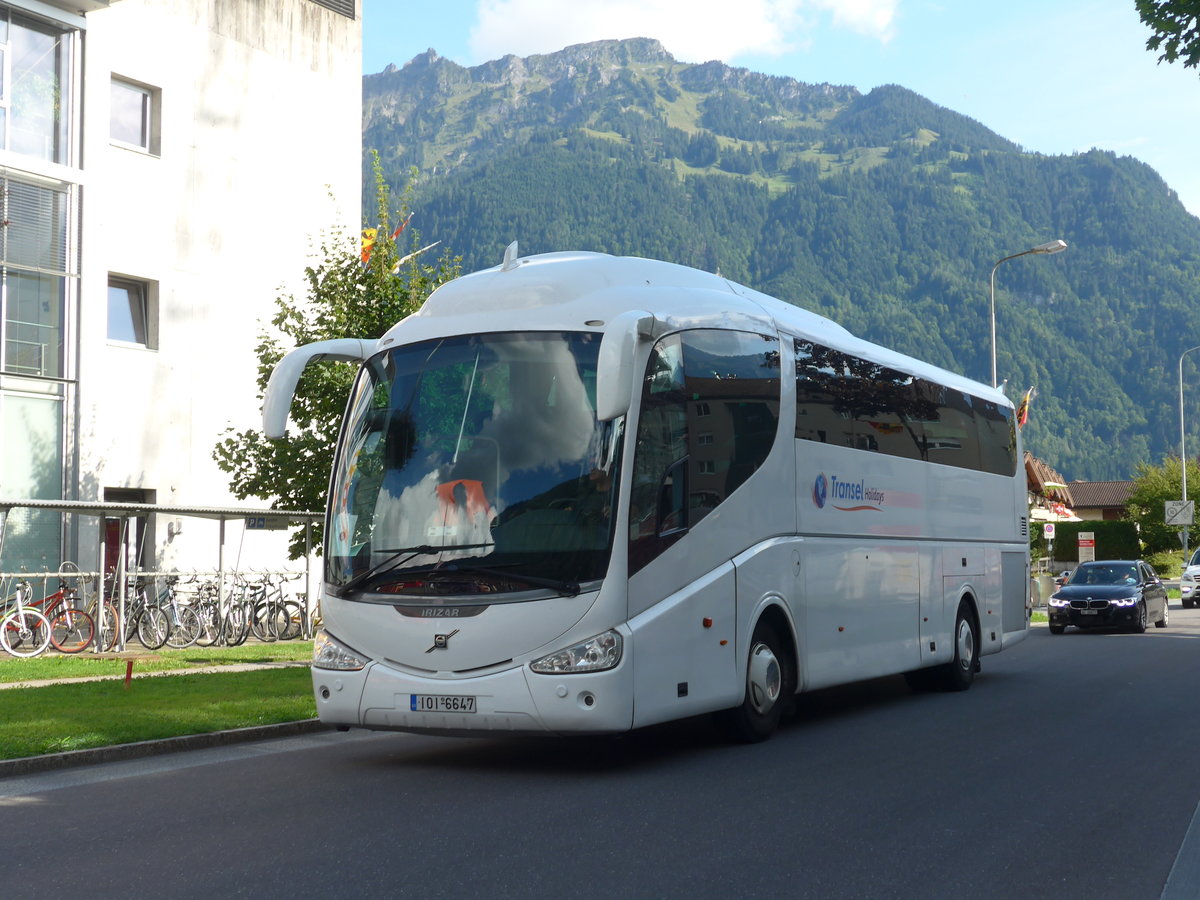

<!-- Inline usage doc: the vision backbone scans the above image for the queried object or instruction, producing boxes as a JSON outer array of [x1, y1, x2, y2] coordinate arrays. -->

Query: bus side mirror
[[595, 311, 656, 421], [263, 338, 377, 438]]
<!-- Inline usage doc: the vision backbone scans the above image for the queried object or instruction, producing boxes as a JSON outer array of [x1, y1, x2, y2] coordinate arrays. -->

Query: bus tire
[[934, 601, 978, 692], [717, 618, 791, 743]]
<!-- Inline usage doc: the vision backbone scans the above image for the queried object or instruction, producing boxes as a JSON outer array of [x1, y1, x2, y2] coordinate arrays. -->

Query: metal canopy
[[0, 498, 321, 521], [0, 499, 323, 650]]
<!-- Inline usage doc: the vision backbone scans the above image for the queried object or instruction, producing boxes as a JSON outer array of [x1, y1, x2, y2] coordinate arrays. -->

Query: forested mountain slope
[[362, 38, 1200, 481]]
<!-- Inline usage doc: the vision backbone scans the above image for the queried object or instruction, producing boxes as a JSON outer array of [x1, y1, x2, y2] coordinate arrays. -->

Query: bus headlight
[[530, 630, 623, 674], [312, 630, 369, 671]]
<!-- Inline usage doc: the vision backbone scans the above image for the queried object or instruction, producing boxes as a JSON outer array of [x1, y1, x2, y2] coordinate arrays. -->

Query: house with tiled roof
[[1025, 452, 1078, 521], [1068, 481, 1133, 521]]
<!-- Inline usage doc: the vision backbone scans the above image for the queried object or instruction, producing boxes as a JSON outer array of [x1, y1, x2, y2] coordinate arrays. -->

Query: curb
[[0, 718, 332, 779]]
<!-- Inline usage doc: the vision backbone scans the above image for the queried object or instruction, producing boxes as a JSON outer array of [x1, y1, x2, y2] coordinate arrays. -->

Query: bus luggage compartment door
[[629, 561, 739, 729]]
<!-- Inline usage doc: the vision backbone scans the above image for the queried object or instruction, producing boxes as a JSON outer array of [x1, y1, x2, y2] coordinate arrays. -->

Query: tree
[[1137, 0, 1200, 70], [212, 156, 461, 557], [1123, 456, 1200, 553]]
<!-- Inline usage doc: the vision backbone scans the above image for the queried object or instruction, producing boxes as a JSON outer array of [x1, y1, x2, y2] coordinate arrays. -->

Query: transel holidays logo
[[812, 473, 828, 508], [812, 473, 885, 511]]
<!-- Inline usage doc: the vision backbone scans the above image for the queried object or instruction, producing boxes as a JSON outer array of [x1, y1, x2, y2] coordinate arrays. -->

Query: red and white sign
[[1078, 532, 1095, 563]]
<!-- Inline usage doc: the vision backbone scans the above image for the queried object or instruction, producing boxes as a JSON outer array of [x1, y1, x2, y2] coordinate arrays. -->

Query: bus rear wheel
[[717, 619, 792, 743]]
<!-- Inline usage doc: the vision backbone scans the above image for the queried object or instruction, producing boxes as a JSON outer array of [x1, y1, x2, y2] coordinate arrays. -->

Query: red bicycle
[[35, 579, 97, 653]]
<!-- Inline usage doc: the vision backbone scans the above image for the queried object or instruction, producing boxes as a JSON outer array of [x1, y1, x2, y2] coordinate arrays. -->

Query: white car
[[1181, 548, 1200, 608]]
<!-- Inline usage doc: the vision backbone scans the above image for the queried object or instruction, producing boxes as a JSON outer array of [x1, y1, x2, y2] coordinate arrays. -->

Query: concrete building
[[0, 0, 360, 577]]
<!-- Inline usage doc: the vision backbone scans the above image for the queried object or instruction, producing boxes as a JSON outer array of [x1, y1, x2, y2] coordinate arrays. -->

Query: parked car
[[1180, 548, 1200, 608], [1047, 560, 1168, 634]]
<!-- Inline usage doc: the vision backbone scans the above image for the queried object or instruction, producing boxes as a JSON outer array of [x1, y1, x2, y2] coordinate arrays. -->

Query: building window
[[110, 77, 160, 154], [0, 175, 72, 378], [108, 277, 156, 348], [0, 12, 74, 165], [0, 392, 64, 572]]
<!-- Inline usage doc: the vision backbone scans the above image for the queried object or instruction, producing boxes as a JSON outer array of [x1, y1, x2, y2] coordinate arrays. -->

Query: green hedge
[[1031, 520, 1140, 561]]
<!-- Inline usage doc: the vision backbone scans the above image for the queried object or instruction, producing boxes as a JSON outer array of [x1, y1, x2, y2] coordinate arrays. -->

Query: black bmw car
[[1047, 560, 1168, 634]]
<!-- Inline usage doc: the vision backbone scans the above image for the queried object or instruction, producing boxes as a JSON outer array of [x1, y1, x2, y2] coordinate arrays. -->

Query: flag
[[361, 213, 414, 265], [390, 211, 413, 242], [360, 227, 378, 264], [1016, 386, 1036, 427]]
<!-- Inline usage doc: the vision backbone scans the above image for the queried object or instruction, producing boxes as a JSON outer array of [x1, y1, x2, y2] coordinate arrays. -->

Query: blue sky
[[362, 0, 1200, 217]]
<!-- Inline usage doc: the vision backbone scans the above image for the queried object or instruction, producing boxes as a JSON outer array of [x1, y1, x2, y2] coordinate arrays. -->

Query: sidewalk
[[0, 659, 310, 690], [0, 660, 325, 779]]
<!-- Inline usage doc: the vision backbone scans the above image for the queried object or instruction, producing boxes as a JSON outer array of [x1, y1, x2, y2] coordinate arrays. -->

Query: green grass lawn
[[0, 667, 317, 760], [0, 642, 317, 761]]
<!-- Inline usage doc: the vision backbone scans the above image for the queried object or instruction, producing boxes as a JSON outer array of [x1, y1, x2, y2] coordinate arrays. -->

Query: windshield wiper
[[335, 543, 495, 597]]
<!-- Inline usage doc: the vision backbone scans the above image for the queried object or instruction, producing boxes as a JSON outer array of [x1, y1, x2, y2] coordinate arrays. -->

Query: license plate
[[411, 694, 476, 713], [1081, 609, 1098, 615]]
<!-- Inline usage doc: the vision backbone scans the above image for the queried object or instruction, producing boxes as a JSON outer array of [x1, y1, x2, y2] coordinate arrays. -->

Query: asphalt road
[[5, 610, 1200, 900]]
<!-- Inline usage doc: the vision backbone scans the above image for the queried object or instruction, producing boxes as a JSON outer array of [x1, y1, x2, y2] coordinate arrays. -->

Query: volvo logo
[[425, 629, 460, 653]]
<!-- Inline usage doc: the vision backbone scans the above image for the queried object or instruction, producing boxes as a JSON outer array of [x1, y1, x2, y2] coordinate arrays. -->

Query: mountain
[[361, 38, 1200, 482]]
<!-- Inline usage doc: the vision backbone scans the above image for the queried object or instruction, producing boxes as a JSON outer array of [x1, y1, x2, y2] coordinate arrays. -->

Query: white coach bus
[[263, 246, 1030, 742]]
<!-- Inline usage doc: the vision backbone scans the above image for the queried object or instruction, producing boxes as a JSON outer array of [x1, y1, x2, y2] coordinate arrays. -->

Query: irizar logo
[[814, 473, 886, 511]]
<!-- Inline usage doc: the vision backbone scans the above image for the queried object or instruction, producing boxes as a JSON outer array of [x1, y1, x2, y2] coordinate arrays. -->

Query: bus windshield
[[326, 331, 621, 599]]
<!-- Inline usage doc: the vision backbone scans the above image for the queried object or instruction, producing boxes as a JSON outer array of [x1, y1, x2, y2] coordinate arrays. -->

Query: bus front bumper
[[311, 655, 635, 737]]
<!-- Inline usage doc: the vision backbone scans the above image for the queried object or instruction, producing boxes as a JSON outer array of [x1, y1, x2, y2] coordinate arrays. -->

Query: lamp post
[[989, 239, 1068, 388], [1179, 345, 1200, 554]]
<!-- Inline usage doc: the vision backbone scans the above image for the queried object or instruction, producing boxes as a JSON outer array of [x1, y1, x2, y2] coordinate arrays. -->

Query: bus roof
[[381, 249, 1008, 407]]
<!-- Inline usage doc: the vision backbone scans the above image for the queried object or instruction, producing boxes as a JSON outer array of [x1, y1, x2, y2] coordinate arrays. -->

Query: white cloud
[[467, 0, 897, 65]]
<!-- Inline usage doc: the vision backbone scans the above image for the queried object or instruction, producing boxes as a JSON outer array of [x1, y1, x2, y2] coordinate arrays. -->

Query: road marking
[[1162, 797, 1200, 899]]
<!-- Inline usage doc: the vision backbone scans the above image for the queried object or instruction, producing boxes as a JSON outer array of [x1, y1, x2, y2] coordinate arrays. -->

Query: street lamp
[[989, 239, 1068, 388], [1178, 344, 1200, 553]]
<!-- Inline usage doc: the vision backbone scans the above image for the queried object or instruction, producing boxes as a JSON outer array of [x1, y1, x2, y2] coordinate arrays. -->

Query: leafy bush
[[1031, 520, 1140, 561]]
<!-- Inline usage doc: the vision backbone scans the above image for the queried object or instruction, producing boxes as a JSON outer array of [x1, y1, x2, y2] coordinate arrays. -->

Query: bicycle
[[98, 576, 171, 651], [34, 576, 97, 654], [153, 576, 201, 649], [187, 578, 225, 647], [246, 575, 292, 643], [1, 578, 52, 658]]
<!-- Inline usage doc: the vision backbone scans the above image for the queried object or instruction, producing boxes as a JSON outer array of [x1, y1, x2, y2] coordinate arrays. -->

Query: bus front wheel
[[717, 618, 792, 743], [935, 602, 979, 692]]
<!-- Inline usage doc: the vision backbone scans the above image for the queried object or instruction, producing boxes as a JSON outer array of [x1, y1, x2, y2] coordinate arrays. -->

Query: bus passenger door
[[629, 562, 741, 729]]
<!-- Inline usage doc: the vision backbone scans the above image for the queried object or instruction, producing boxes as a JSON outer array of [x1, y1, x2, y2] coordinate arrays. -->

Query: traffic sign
[[1166, 500, 1195, 527], [1044, 523, 1056, 539], [245, 516, 288, 530]]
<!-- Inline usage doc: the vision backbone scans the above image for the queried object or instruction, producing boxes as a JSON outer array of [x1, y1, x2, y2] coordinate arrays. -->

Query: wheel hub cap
[[747, 642, 782, 714], [956, 619, 975, 672]]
